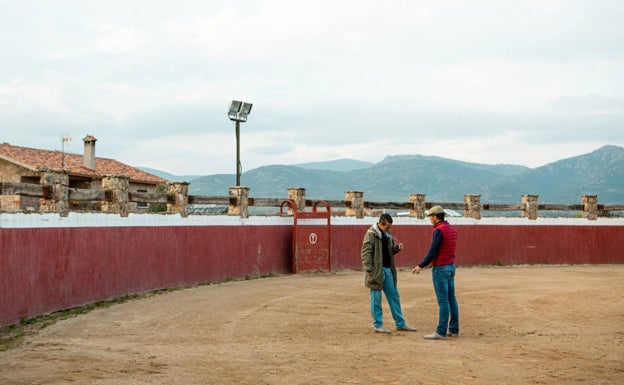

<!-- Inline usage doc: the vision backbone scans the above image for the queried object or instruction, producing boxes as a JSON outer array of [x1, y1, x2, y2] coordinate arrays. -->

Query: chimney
[[82, 134, 97, 169]]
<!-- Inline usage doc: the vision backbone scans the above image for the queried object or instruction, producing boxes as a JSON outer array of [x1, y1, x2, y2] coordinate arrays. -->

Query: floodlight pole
[[235, 120, 241, 186], [228, 100, 252, 187]]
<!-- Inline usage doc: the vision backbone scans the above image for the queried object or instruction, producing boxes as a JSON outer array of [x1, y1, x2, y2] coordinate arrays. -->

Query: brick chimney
[[82, 134, 97, 169]]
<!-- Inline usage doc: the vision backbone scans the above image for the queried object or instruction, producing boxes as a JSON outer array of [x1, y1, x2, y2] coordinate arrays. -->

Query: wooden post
[[167, 182, 189, 217], [409, 193, 426, 219], [101, 175, 129, 217], [345, 190, 364, 219], [228, 186, 250, 218], [464, 194, 482, 220], [581, 195, 598, 220], [521, 194, 539, 220], [288, 187, 306, 214]]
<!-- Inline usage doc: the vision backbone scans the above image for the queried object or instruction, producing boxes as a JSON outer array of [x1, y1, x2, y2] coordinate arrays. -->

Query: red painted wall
[[1, 222, 623, 327], [0, 225, 292, 328], [331, 225, 624, 268]]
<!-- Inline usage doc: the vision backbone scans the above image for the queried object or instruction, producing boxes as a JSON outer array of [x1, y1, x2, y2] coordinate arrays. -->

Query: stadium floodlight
[[239, 102, 252, 120], [228, 100, 252, 122], [228, 100, 243, 121], [228, 100, 253, 186]]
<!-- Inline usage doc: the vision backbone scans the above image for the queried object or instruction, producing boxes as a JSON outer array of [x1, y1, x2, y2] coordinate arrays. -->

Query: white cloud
[[0, 83, 61, 109], [0, 0, 622, 174], [96, 25, 145, 56], [549, 94, 624, 113]]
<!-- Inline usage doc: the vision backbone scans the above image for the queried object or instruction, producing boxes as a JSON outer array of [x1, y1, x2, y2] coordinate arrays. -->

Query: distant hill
[[165, 145, 624, 204], [138, 167, 200, 183], [378, 154, 529, 176], [188, 166, 350, 198], [292, 158, 374, 172], [485, 145, 624, 203]]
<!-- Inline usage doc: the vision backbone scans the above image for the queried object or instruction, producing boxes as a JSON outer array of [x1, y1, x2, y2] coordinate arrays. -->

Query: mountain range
[[142, 145, 624, 204]]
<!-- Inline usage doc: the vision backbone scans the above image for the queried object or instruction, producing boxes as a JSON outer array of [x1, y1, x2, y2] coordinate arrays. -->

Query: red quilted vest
[[433, 221, 457, 266]]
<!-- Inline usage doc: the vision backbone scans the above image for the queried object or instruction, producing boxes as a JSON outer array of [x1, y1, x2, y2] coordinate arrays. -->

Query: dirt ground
[[1, 265, 623, 385]]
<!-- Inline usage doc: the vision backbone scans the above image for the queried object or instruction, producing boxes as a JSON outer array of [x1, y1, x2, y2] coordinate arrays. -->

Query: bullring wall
[[1, 213, 622, 327]]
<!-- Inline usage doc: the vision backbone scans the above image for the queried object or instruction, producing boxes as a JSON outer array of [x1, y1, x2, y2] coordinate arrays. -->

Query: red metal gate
[[280, 200, 331, 273]]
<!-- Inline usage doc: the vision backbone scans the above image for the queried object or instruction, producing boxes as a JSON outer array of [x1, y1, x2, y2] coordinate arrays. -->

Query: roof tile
[[0, 142, 167, 184]]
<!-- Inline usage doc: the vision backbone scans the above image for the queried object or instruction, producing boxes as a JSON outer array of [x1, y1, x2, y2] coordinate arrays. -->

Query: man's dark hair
[[434, 212, 446, 220], [379, 213, 393, 225]]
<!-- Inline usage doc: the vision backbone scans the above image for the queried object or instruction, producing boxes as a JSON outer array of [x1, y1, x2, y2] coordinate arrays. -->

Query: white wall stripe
[[1, 213, 622, 228]]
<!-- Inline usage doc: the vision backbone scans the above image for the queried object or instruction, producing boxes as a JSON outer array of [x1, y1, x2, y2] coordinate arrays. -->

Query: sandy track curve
[[1, 265, 623, 385]]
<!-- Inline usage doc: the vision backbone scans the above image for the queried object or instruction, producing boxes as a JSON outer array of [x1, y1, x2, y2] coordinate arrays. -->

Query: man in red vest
[[412, 205, 460, 340]]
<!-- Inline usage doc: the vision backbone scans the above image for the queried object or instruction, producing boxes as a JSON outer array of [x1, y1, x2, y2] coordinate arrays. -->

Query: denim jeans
[[432, 264, 460, 335], [370, 267, 407, 329]]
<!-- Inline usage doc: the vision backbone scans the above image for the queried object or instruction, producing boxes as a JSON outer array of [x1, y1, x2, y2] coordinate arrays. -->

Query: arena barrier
[[1, 213, 622, 327]]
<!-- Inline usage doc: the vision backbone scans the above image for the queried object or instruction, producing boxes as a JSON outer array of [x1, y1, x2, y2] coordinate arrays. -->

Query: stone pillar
[[409, 193, 426, 219], [228, 186, 250, 218], [102, 175, 129, 217], [581, 195, 598, 220], [167, 182, 189, 217], [521, 194, 539, 220], [345, 190, 364, 219], [39, 169, 69, 217], [464, 194, 482, 220], [288, 187, 306, 213]]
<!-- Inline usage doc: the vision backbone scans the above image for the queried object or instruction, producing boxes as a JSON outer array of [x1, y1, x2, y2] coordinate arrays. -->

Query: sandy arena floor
[[1, 265, 623, 385]]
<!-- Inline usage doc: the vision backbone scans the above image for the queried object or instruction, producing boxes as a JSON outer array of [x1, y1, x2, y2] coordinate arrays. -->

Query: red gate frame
[[279, 199, 332, 273]]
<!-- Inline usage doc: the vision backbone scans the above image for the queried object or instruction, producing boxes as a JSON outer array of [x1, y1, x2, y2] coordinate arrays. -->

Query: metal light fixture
[[228, 100, 253, 186], [228, 100, 252, 122]]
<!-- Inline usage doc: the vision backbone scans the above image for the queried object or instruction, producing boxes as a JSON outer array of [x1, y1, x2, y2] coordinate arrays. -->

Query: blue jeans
[[432, 264, 460, 335], [370, 267, 407, 329]]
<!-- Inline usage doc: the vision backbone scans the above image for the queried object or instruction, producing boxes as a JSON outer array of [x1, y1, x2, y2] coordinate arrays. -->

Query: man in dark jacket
[[412, 205, 460, 340], [361, 213, 417, 334]]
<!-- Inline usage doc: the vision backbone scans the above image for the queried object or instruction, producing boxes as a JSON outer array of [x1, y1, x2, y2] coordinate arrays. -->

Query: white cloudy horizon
[[1, 0, 622, 175]]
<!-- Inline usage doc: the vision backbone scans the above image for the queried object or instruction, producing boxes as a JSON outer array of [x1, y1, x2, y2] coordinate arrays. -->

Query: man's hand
[[397, 243, 404, 250], [412, 265, 422, 275]]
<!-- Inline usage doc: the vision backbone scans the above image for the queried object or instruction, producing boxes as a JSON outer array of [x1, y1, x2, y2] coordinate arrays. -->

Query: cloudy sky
[[1, 0, 623, 176]]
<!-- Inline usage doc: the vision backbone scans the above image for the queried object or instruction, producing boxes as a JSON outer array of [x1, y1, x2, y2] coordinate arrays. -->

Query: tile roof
[[0, 142, 167, 184]]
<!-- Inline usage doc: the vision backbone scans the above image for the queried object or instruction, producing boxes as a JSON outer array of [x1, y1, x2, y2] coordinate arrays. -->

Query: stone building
[[0, 135, 168, 213]]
